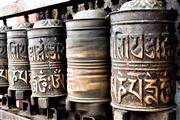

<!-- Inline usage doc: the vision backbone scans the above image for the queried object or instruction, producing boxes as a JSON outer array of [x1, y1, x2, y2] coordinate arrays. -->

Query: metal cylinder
[[7, 26, 31, 99], [0, 32, 8, 92], [27, 19, 66, 98], [66, 9, 110, 103], [110, 4, 177, 111]]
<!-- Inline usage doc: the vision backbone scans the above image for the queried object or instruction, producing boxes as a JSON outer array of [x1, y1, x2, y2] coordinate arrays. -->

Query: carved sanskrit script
[[8, 41, 28, 59], [29, 38, 64, 62], [9, 67, 29, 85], [112, 33, 173, 60], [31, 69, 65, 93], [0, 45, 7, 58], [111, 72, 172, 105], [0, 69, 8, 80]]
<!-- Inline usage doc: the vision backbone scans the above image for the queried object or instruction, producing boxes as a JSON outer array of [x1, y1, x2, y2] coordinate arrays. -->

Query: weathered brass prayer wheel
[[27, 19, 66, 98], [7, 23, 32, 99], [0, 31, 8, 93], [110, 0, 177, 112], [66, 9, 110, 102]]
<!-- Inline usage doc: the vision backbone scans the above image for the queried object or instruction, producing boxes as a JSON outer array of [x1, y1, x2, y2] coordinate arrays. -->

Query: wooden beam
[[0, 0, 71, 19]]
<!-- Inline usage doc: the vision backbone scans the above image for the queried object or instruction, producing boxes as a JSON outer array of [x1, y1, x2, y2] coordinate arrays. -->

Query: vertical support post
[[113, 109, 130, 120]]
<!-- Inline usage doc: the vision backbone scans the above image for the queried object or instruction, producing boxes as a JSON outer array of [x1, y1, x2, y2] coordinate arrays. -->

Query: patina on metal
[[67, 102, 112, 120], [7, 22, 32, 100], [27, 19, 66, 98], [0, 26, 9, 94], [66, 8, 110, 103], [110, 0, 177, 112]]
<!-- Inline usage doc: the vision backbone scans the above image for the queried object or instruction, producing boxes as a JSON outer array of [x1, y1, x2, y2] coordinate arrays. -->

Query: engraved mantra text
[[111, 33, 173, 60], [111, 75, 171, 105], [29, 39, 64, 62], [31, 69, 65, 93], [0, 69, 8, 80], [0, 45, 7, 58], [8, 41, 27, 59], [9, 68, 29, 85]]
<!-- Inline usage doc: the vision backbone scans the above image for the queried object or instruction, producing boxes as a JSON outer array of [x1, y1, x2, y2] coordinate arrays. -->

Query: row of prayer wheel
[[0, 0, 177, 115]]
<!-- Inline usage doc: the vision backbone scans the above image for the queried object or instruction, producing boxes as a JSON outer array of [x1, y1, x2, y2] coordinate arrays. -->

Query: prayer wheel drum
[[66, 9, 110, 103], [110, 8, 177, 111], [0, 32, 8, 94], [7, 25, 31, 99], [27, 19, 66, 98]]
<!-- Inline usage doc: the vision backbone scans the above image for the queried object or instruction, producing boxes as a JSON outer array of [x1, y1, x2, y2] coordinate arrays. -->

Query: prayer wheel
[[27, 19, 66, 98], [66, 9, 110, 103], [110, 0, 177, 111], [0, 31, 8, 94], [7, 23, 31, 99]]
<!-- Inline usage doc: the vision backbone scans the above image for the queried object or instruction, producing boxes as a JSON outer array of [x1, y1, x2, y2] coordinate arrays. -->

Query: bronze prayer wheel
[[110, 0, 177, 112], [7, 23, 32, 99], [0, 32, 8, 93], [27, 19, 66, 98], [66, 9, 110, 103]]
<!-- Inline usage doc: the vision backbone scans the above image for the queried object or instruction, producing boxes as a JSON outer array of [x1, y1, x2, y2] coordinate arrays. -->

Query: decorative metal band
[[111, 103, 176, 112], [67, 96, 111, 103]]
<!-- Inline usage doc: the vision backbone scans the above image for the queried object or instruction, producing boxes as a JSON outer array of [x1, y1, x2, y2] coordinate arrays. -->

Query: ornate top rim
[[0, 25, 10, 32], [119, 0, 165, 11], [33, 19, 64, 28], [73, 9, 108, 19], [12, 22, 32, 30], [109, 9, 172, 15]]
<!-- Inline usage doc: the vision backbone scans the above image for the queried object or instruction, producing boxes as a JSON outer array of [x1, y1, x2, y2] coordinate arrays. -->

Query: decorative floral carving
[[13, 22, 32, 30], [120, 0, 165, 11], [33, 19, 63, 28], [0, 25, 10, 32]]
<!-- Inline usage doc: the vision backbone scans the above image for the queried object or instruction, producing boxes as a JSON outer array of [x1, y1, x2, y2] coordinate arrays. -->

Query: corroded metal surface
[[27, 19, 66, 97], [7, 27, 31, 95], [0, 32, 8, 91], [67, 102, 112, 120], [66, 9, 111, 103], [110, 9, 177, 111]]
